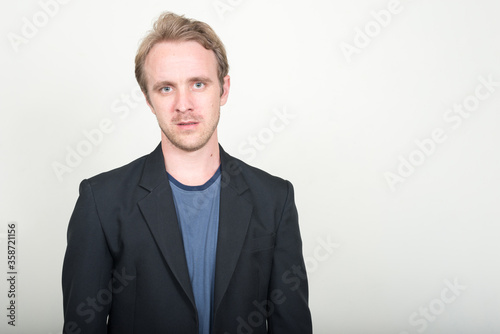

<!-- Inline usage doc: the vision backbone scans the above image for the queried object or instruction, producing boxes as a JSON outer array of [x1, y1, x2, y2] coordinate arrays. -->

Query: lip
[[176, 121, 199, 129]]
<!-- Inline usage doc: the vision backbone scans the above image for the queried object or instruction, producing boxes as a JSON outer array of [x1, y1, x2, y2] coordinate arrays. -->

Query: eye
[[160, 86, 172, 93], [193, 82, 205, 89]]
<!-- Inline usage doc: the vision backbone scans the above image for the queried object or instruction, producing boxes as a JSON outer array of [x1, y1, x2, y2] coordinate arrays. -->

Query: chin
[[173, 140, 209, 152]]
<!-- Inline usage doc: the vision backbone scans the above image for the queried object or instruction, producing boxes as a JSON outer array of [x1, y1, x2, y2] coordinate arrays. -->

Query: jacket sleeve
[[62, 179, 113, 334], [268, 181, 313, 333]]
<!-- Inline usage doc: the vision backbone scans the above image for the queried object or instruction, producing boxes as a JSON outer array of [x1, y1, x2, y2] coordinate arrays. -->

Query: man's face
[[144, 40, 230, 152]]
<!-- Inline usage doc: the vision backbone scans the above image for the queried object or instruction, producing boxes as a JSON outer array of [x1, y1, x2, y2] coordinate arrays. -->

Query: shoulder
[[220, 148, 297, 227], [221, 148, 292, 198], [82, 147, 158, 196], [89, 156, 147, 185]]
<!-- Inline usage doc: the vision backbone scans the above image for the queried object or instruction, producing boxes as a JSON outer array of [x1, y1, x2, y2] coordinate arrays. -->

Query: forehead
[[144, 40, 218, 83]]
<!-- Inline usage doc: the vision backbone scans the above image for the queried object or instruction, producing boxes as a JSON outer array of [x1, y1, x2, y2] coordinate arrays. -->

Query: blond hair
[[135, 12, 229, 101]]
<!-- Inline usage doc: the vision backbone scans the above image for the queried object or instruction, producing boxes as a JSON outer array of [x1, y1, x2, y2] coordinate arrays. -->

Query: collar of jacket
[[137, 143, 254, 318]]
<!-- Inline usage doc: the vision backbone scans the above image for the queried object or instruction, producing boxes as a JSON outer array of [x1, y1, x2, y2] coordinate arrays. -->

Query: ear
[[220, 75, 230, 106]]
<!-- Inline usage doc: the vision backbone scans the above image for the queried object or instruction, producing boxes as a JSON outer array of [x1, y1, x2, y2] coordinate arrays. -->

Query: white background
[[1, 0, 500, 333]]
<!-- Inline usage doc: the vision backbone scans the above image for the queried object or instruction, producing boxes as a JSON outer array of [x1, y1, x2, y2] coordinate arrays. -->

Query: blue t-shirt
[[168, 167, 221, 334]]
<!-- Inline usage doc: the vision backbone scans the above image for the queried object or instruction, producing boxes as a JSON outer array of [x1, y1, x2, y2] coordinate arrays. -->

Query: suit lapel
[[214, 147, 253, 313], [136, 144, 254, 314], [137, 144, 196, 308]]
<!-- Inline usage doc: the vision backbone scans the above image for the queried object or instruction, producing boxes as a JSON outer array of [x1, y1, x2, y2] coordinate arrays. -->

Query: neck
[[160, 134, 220, 186]]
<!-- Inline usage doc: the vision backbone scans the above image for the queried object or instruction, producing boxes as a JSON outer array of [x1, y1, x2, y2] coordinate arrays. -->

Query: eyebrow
[[190, 76, 213, 84], [152, 80, 174, 91], [152, 77, 214, 91]]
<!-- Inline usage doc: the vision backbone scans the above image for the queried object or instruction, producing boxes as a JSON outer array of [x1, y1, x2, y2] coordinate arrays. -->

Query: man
[[62, 12, 312, 334]]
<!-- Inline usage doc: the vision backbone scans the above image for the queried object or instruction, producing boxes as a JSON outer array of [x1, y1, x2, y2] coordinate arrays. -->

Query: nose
[[175, 87, 194, 113]]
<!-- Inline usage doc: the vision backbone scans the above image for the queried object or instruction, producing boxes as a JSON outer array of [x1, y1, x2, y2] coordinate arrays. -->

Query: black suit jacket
[[62, 144, 312, 333]]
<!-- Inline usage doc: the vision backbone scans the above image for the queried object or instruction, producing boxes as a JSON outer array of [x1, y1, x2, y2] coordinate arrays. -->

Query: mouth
[[176, 121, 200, 129], [178, 121, 198, 125]]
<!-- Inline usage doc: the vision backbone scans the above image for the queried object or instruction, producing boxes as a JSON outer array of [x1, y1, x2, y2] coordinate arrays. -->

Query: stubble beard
[[159, 111, 220, 153]]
